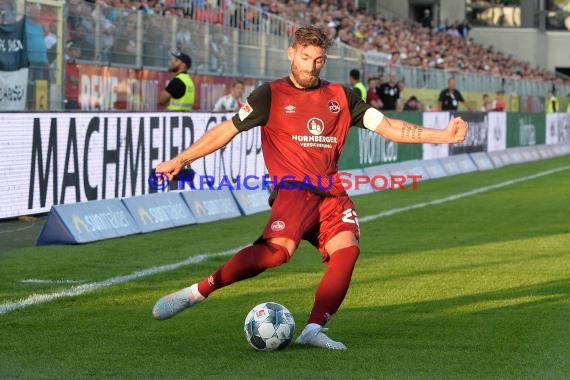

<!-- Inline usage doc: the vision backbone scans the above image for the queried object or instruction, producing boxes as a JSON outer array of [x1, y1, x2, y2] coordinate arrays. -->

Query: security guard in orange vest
[[159, 51, 195, 111]]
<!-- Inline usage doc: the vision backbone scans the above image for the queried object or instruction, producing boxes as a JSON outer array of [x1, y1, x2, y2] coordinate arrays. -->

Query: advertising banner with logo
[[439, 155, 478, 176], [36, 199, 140, 245], [339, 112, 423, 170], [0, 112, 264, 219], [231, 185, 271, 216], [180, 188, 242, 223], [0, 17, 28, 111], [74, 64, 258, 111], [422, 158, 448, 179], [422, 112, 451, 160], [486, 112, 507, 152], [450, 112, 489, 155], [545, 113, 570, 145], [469, 152, 495, 171], [122, 192, 196, 233], [506, 113, 545, 148]]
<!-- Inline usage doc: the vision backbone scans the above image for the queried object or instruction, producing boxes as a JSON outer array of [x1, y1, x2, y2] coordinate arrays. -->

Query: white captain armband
[[363, 108, 384, 132]]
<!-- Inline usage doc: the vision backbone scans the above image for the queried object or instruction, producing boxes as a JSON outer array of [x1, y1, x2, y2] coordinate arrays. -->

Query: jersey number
[[341, 208, 359, 226]]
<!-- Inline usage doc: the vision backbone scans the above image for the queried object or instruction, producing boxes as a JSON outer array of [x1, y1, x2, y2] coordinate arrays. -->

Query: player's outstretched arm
[[375, 116, 468, 144], [155, 119, 240, 181]]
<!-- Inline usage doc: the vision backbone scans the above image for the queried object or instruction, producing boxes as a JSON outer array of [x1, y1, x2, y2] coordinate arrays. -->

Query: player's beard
[[290, 63, 319, 88]]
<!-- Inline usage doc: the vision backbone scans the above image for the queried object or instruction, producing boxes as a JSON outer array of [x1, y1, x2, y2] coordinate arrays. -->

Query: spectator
[[420, 9, 433, 28], [209, 25, 231, 74], [25, 3, 49, 108], [71, 24, 96, 61], [397, 79, 406, 93], [546, 90, 559, 113], [366, 77, 382, 110], [402, 95, 424, 111], [377, 71, 400, 111], [437, 77, 472, 111], [349, 69, 367, 101], [159, 50, 195, 111], [111, 17, 137, 65], [481, 94, 492, 111], [44, 21, 58, 62], [25, 4, 48, 69], [144, 12, 169, 68], [65, 41, 81, 110], [387, 51, 401, 66], [213, 79, 245, 111], [492, 91, 506, 111], [457, 19, 471, 38]]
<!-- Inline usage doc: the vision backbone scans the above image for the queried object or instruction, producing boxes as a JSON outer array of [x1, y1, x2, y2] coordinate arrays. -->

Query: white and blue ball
[[244, 302, 295, 351]]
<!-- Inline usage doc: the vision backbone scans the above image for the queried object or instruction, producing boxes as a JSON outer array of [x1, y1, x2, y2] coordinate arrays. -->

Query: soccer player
[[152, 26, 468, 350]]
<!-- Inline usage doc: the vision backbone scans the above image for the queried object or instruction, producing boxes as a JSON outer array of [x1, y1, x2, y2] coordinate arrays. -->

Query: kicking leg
[[152, 241, 291, 320]]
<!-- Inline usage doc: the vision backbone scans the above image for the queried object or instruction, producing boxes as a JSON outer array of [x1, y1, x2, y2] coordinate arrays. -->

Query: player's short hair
[[291, 26, 332, 51]]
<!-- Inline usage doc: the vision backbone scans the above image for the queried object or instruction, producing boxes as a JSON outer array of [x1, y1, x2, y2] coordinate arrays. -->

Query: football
[[244, 302, 295, 351]]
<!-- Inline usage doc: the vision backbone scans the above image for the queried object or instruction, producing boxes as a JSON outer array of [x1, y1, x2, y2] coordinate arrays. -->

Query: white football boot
[[295, 324, 347, 350], [152, 283, 204, 320]]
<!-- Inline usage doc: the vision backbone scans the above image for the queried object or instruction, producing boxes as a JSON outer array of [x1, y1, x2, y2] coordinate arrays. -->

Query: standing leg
[[296, 243, 360, 350], [307, 245, 360, 326]]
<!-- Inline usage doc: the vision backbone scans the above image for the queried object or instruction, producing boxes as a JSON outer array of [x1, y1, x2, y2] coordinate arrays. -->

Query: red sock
[[308, 246, 360, 326], [198, 242, 289, 297]]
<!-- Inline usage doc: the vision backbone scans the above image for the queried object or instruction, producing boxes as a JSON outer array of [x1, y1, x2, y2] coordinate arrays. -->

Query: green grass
[[1, 156, 569, 379]]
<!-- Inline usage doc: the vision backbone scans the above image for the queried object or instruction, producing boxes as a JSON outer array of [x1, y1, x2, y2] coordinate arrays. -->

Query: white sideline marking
[[1, 165, 568, 316], [359, 165, 570, 223], [20, 279, 84, 284], [1, 247, 244, 315]]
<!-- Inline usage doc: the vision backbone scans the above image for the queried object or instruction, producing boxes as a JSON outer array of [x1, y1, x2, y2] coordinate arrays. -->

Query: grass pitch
[[0, 156, 569, 379]]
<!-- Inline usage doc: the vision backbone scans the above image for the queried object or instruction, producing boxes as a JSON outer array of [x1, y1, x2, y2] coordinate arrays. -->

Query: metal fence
[[7, 0, 570, 111]]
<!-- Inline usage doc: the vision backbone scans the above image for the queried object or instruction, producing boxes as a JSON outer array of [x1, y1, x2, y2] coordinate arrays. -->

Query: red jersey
[[492, 100, 506, 111], [65, 62, 79, 102], [232, 77, 371, 194]]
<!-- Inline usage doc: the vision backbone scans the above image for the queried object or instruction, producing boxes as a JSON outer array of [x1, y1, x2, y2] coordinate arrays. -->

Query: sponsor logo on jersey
[[271, 220, 286, 231], [307, 118, 325, 136], [238, 101, 253, 121], [284, 105, 296, 113], [328, 100, 340, 113]]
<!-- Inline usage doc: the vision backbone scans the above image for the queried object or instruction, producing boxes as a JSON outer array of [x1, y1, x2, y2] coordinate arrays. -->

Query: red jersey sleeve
[[343, 85, 373, 129], [232, 82, 271, 132]]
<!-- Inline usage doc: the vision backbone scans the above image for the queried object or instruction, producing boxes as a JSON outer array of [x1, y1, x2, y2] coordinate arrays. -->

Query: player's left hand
[[446, 116, 468, 144]]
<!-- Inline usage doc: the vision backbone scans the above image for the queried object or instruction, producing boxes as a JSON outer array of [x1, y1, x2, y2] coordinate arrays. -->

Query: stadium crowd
[[254, 0, 565, 85], [8, 0, 569, 89]]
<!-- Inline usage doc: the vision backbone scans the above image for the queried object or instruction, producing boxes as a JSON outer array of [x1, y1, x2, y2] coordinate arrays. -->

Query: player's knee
[[254, 241, 290, 269]]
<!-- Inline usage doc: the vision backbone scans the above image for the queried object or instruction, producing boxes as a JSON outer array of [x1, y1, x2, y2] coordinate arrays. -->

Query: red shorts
[[259, 188, 360, 260]]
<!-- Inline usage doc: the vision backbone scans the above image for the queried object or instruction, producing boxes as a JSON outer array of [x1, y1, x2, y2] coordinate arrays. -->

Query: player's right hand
[[155, 159, 182, 182]]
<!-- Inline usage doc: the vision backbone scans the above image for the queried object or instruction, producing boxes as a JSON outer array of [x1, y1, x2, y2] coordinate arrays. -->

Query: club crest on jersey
[[307, 118, 325, 136], [238, 101, 253, 121], [328, 100, 340, 113], [271, 220, 286, 231]]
